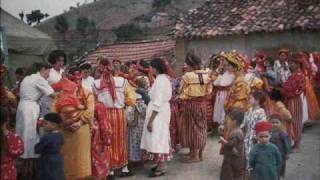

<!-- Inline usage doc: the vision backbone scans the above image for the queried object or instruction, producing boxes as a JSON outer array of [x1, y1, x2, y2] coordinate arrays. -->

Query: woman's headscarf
[[99, 58, 117, 101]]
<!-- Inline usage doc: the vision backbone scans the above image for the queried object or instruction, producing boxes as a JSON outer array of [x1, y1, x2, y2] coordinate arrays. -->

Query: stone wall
[[175, 30, 320, 72]]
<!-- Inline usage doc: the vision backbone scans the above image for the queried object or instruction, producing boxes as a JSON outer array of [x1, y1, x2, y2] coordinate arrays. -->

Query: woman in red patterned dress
[[281, 59, 306, 151], [91, 102, 112, 180]]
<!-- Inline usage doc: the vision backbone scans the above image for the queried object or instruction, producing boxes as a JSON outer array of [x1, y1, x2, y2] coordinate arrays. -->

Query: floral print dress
[[242, 107, 266, 168], [127, 96, 147, 162], [1, 131, 24, 180]]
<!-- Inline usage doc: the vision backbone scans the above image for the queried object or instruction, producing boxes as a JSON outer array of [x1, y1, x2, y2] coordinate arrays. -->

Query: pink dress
[[1, 131, 24, 180]]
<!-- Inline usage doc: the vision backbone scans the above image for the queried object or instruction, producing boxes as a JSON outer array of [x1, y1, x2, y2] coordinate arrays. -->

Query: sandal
[[148, 170, 166, 178]]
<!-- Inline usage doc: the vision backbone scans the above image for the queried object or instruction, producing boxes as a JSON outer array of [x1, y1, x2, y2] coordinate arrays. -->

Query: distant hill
[[35, 0, 207, 61]]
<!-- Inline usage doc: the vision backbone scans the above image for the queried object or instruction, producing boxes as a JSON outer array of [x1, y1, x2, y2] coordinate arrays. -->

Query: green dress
[[249, 143, 282, 180]]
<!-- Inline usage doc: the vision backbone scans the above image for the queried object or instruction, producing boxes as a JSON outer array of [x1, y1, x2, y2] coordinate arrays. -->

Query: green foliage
[[54, 15, 69, 34], [112, 23, 145, 40], [152, 0, 171, 9], [26, 10, 46, 25], [76, 17, 96, 34]]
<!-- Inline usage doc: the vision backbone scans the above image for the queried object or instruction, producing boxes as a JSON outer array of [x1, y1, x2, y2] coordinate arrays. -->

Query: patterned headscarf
[[99, 59, 117, 101], [220, 51, 245, 70]]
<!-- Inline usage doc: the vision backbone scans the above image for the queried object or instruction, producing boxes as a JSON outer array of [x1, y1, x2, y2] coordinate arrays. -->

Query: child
[[270, 89, 292, 132], [249, 121, 282, 180], [269, 115, 291, 179], [0, 108, 24, 180], [128, 77, 148, 163], [242, 90, 267, 168], [219, 108, 245, 180], [35, 113, 65, 180]]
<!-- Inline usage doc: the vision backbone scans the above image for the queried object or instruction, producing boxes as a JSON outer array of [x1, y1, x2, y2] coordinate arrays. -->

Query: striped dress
[[281, 72, 305, 149], [179, 70, 213, 149], [93, 76, 136, 169]]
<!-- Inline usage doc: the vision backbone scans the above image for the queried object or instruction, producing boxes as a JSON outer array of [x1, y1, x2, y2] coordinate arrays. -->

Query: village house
[[83, 39, 175, 66], [175, 0, 320, 72]]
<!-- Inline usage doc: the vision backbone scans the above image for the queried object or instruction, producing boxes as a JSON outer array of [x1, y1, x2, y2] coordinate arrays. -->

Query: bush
[[152, 0, 171, 9], [76, 16, 96, 35], [112, 23, 145, 40]]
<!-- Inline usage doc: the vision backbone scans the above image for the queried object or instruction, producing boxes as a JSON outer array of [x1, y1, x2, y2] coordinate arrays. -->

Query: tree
[[26, 10, 46, 25], [19, 11, 24, 21], [54, 15, 69, 34], [76, 17, 96, 35], [76, 17, 90, 34], [44, 13, 50, 19], [54, 15, 69, 50]]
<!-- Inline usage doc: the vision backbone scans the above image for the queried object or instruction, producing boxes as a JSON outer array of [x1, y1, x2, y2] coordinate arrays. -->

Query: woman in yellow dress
[[222, 51, 250, 153], [179, 52, 213, 162], [52, 68, 94, 180]]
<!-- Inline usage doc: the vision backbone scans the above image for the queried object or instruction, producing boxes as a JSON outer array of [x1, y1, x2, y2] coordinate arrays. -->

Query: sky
[[1, 0, 93, 19]]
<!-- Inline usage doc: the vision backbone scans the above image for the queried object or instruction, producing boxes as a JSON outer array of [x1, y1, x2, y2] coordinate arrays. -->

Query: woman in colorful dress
[[212, 55, 235, 126], [15, 63, 55, 179], [223, 51, 250, 140], [298, 52, 320, 123], [93, 58, 136, 178], [179, 52, 213, 163], [140, 58, 172, 177], [281, 59, 306, 152], [313, 52, 320, 109], [91, 102, 112, 180], [52, 68, 95, 179]]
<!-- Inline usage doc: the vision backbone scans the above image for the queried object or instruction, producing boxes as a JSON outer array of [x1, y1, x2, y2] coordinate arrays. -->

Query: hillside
[[35, 0, 207, 61]]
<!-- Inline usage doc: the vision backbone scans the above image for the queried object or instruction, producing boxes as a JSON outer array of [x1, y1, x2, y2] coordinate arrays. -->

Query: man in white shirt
[[274, 48, 291, 84], [80, 63, 95, 93]]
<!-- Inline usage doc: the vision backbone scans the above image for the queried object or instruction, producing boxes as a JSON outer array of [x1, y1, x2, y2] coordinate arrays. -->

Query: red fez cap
[[255, 121, 272, 134]]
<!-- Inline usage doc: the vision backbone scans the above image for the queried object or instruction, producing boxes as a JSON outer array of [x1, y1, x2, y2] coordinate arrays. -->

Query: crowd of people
[[0, 48, 320, 180]]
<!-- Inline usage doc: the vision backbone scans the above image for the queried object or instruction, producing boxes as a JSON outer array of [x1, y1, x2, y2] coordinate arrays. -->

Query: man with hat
[[274, 48, 291, 84]]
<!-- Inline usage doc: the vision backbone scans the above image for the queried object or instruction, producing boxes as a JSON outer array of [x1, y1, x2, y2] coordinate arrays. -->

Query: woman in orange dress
[[298, 52, 320, 122], [93, 58, 136, 178], [313, 52, 320, 109]]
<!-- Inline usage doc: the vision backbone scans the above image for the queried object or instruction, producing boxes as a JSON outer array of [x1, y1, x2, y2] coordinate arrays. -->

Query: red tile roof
[[84, 39, 175, 65], [175, 0, 320, 39]]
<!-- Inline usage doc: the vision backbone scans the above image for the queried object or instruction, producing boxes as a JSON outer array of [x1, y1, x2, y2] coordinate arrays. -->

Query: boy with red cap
[[249, 121, 282, 180]]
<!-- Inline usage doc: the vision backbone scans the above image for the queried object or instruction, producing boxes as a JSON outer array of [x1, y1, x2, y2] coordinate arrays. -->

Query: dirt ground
[[121, 123, 320, 180]]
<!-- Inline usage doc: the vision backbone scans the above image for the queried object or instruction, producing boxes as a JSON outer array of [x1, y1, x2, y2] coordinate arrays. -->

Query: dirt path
[[121, 123, 320, 180]]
